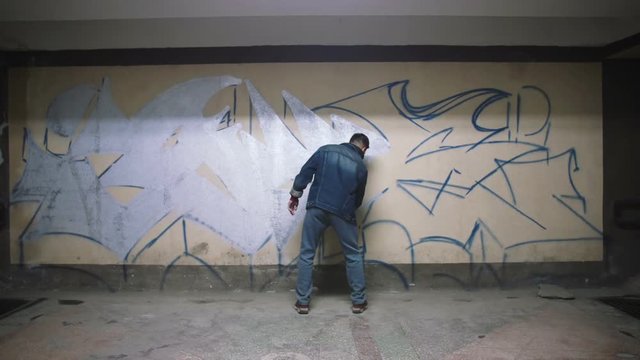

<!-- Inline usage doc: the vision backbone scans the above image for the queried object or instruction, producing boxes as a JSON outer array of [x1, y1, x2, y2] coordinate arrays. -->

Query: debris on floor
[[537, 284, 575, 299]]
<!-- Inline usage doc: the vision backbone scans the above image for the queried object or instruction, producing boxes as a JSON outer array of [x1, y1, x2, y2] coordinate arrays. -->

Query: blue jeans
[[296, 207, 367, 305]]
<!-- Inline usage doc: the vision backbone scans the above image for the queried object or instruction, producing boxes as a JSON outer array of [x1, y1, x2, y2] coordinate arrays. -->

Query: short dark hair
[[350, 133, 370, 149]]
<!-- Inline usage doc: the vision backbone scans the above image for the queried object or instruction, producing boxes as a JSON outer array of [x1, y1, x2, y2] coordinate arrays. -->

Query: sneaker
[[294, 301, 309, 315], [351, 301, 368, 314]]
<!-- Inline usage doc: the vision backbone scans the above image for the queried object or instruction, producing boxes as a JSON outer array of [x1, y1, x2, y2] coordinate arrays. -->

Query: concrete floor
[[0, 286, 639, 359]]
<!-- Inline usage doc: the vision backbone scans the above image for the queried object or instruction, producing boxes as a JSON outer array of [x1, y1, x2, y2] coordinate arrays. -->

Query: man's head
[[350, 133, 370, 155]]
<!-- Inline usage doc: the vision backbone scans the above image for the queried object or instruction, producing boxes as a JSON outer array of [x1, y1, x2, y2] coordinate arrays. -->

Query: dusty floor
[[0, 286, 639, 359]]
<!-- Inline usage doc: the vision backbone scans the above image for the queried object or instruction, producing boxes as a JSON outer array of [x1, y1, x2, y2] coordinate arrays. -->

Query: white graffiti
[[12, 76, 390, 259]]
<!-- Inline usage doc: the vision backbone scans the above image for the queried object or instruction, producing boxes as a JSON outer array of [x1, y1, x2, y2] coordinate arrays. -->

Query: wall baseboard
[[2, 261, 610, 293]]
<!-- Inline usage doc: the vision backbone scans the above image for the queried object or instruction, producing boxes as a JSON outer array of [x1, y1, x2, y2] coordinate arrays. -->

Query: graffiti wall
[[8, 62, 603, 285]]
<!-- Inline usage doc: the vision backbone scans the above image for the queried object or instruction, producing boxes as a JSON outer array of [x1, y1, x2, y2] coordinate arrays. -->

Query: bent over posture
[[288, 133, 370, 314]]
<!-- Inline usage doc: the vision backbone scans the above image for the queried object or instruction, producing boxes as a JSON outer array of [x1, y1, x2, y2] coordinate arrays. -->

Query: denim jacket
[[290, 143, 368, 224]]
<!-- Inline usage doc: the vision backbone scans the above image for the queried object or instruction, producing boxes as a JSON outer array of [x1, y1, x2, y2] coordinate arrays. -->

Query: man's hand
[[288, 196, 299, 215]]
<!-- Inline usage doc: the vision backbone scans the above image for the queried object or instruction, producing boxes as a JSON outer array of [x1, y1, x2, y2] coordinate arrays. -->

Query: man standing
[[288, 133, 370, 315]]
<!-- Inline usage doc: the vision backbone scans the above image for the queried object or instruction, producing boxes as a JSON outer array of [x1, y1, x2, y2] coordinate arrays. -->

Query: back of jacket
[[291, 143, 368, 224]]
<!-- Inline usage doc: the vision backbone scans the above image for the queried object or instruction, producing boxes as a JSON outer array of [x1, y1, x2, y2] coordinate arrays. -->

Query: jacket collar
[[343, 143, 365, 159]]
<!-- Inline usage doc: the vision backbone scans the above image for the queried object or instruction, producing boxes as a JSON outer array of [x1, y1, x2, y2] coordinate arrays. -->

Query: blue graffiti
[[314, 79, 602, 289], [11, 75, 601, 291]]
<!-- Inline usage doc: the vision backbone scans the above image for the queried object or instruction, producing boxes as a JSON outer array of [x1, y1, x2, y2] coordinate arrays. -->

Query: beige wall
[[8, 62, 603, 268]]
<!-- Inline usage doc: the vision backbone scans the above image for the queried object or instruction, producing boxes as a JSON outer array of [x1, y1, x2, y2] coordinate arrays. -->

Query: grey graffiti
[[12, 76, 390, 259], [46, 84, 97, 138]]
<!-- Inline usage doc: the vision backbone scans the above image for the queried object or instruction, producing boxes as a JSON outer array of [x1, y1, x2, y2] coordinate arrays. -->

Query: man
[[288, 133, 370, 315]]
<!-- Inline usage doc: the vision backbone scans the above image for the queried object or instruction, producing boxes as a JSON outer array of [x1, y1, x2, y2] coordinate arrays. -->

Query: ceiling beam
[[2, 0, 640, 21]]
